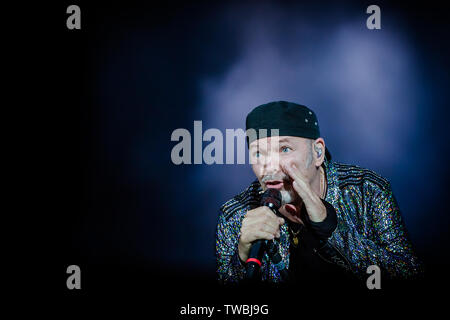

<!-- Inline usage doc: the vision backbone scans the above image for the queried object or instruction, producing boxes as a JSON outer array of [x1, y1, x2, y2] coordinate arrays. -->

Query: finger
[[245, 208, 284, 231], [249, 207, 278, 223], [292, 180, 306, 195], [265, 215, 283, 228], [251, 230, 276, 242], [260, 209, 282, 227], [282, 164, 310, 197], [261, 206, 278, 216], [251, 207, 284, 225], [260, 221, 281, 236], [282, 163, 307, 184], [243, 227, 275, 243], [246, 206, 275, 217], [245, 213, 278, 230], [243, 216, 279, 234]]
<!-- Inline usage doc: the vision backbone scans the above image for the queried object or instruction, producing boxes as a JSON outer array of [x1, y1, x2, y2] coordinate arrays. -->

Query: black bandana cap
[[245, 101, 332, 160]]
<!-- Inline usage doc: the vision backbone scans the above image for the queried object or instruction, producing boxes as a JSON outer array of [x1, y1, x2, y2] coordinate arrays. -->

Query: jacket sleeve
[[334, 182, 424, 279], [215, 210, 246, 284]]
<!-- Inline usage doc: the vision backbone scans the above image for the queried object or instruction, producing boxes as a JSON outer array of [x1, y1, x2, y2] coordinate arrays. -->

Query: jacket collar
[[323, 158, 339, 205]]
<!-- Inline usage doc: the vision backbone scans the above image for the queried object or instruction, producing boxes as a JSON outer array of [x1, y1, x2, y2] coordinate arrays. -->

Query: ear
[[312, 138, 326, 167]]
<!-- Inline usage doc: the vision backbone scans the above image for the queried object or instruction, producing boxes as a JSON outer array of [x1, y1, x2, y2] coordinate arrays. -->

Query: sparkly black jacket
[[215, 159, 423, 283]]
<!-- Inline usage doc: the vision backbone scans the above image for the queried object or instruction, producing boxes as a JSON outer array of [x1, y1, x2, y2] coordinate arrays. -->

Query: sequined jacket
[[215, 159, 423, 283]]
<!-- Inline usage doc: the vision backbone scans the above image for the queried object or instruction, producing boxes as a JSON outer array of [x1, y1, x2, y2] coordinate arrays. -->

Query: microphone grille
[[260, 188, 282, 209]]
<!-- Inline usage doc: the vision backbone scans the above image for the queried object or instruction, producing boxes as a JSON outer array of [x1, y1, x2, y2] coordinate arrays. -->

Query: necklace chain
[[320, 167, 326, 199]]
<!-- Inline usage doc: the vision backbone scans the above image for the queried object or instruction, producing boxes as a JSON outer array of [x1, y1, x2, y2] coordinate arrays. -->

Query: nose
[[262, 152, 281, 176]]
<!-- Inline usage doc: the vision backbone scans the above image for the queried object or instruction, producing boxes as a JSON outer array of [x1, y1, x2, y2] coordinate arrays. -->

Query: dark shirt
[[287, 200, 362, 289]]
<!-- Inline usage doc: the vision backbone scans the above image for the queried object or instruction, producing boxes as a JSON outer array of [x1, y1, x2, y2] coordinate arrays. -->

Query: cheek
[[280, 154, 301, 170], [251, 164, 263, 178]]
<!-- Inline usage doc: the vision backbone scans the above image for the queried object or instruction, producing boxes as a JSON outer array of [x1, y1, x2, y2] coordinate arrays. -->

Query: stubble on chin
[[280, 188, 299, 205], [280, 190, 292, 205]]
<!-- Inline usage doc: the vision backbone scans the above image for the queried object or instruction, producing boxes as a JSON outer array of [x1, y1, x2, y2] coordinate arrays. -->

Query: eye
[[254, 151, 261, 158], [281, 146, 291, 153]]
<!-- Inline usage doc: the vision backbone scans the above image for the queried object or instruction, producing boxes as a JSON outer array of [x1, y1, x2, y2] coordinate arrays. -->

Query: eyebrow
[[278, 137, 292, 144], [250, 137, 293, 149]]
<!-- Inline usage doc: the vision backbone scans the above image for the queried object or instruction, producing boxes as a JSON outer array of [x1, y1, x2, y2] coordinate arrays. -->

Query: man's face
[[250, 136, 315, 205]]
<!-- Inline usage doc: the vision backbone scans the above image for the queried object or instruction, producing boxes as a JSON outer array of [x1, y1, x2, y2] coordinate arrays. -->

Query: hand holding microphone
[[238, 189, 284, 280], [238, 207, 284, 262]]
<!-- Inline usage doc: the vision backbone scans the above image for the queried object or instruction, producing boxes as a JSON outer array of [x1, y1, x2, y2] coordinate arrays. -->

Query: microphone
[[245, 188, 282, 280]]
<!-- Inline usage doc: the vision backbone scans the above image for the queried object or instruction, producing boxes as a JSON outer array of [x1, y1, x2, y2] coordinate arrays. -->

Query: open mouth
[[265, 180, 284, 189]]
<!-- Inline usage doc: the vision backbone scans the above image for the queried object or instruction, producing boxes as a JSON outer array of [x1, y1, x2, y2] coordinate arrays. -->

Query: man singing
[[215, 101, 423, 287]]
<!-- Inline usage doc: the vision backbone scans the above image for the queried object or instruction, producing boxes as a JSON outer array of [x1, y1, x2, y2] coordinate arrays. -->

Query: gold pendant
[[292, 236, 299, 247]]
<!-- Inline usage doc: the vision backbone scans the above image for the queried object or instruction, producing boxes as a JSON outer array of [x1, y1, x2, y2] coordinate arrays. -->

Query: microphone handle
[[245, 205, 280, 280], [245, 239, 266, 280]]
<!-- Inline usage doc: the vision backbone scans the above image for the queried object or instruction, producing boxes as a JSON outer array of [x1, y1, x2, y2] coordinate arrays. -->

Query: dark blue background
[[52, 0, 450, 299]]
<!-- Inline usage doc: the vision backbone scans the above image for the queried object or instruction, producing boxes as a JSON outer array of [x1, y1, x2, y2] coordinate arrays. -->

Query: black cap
[[246, 101, 331, 160]]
